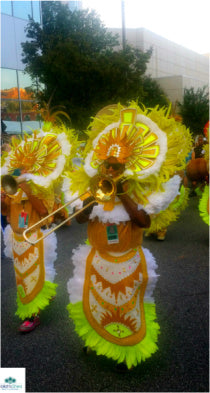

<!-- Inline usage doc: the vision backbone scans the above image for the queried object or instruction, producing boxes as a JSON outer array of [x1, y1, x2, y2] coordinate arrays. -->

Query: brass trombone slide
[[23, 193, 95, 245], [23, 175, 117, 245]]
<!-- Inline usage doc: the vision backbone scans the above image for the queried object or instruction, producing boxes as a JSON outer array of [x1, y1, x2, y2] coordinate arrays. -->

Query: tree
[[141, 75, 169, 108], [177, 86, 209, 136], [21, 1, 167, 131]]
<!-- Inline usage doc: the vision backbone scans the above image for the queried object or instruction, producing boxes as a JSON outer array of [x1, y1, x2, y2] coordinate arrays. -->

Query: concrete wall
[[155, 75, 209, 104], [109, 27, 209, 103]]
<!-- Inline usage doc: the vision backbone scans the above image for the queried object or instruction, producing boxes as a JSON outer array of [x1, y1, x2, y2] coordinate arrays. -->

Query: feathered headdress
[[67, 102, 193, 208], [1, 125, 75, 192], [84, 107, 167, 179]]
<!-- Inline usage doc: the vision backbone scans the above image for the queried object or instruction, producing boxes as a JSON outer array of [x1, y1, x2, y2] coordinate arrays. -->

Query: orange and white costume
[[65, 103, 192, 368], [2, 126, 73, 320]]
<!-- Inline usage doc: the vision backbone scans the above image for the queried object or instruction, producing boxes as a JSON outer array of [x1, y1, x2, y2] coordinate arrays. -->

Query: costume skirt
[[3, 225, 57, 319], [67, 244, 160, 368]]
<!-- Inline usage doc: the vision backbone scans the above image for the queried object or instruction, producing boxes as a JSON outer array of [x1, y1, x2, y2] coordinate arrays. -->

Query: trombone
[[1, 174, 26, 195], [22, 174, 117, 245]]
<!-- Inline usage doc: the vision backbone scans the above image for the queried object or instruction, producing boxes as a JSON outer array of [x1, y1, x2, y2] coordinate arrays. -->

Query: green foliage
[[177, 86, 209, 136], [21, 1, 167, 131], [141, 75, 169, 107]]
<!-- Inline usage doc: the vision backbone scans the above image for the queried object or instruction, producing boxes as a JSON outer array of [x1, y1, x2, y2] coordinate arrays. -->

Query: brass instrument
[[1, 174, 26, 195], [23, 175, 117, 245]]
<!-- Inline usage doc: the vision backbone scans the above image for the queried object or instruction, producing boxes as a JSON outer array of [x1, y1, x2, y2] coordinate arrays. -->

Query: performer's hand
[[1, 190, 10, 216], [116, 180, 124, 195], [1, 190, 6, 202], [83, 196, 98, 215]]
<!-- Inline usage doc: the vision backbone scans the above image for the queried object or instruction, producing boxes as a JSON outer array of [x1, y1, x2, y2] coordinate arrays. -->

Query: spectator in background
[[1, 118, 10, 144], [192, 135, 205, 159], [1, 119, 7, 134]]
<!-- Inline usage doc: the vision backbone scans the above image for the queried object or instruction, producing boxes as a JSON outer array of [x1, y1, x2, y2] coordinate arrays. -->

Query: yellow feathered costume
[[1, 123, 77, 320], [64, 102, 192, 369]]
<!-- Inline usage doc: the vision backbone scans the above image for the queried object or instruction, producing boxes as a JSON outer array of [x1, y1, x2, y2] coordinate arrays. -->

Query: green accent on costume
[[16, 281, 57, 320], [17, 285, 26, 298], [198, 185, 209, 225], [170, 185, 189, 211], [105, 323, 132, 338], [67, 301, 160, 369], [195, 186, 203, 197]]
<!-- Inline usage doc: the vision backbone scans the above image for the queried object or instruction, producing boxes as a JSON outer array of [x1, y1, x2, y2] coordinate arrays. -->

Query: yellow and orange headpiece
[[84, 107, 167, 179]]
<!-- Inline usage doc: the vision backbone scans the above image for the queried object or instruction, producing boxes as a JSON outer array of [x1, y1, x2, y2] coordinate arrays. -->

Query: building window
[[32, 1, 41, 23], [21, 100, 41, 134], [1, 68, 18, 98], [68, 1, 82, 11], [1, 99, 22, 134], [18, 71, 35, 100], [12, 1, 32, 20], [1, 68, 41, 138], [1, 1, 41, 22], [1, 1, 12, 16]]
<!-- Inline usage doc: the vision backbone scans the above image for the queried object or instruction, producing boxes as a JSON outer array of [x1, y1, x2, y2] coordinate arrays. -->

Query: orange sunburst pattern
[[91, 108, 160, 172], [93, 126, 141, 164], [100, 309, 138, 333], [9, 134, 62, 176]]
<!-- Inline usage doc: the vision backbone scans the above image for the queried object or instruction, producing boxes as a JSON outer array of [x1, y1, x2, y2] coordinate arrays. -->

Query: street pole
[[121, 0, 126, 50]]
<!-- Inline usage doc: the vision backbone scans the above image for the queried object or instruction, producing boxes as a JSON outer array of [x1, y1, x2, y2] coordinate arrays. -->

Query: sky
[[82, 0, 210, 55]]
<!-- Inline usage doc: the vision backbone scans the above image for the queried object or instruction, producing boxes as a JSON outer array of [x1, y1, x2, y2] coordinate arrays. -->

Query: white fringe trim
[[3, 225, 13, 259], [67, 244, 91, 303], [84, 122, 120, 178], [144, 175, 182, 214], [142, 246, 159, 303], [42, 228, 57, 282], [136, 114, 168, 179], [90, 202, 130, 223]]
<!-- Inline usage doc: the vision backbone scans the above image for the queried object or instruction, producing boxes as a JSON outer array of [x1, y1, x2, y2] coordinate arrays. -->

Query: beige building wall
[[109, 27, 209, 103]]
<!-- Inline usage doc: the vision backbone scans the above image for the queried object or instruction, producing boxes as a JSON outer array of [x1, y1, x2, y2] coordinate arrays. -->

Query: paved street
[[1, 195, 209, 392]]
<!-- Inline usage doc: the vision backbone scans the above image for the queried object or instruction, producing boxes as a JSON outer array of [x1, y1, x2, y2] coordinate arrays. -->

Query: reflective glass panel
[[1, 1, 12, 15], [13, 1, 32, 20], [18, 71, 35, 100], [32, 1, 41, 23], [1, 68, 18, 99], [21, 101, 41, 134], [1, 99, 21, 135], [69, 1, 82, 11]]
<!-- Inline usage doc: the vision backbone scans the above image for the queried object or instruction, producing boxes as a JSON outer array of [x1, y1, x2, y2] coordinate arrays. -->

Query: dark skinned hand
[[116, 179, 124, 195], [83, 196, 98, 216]]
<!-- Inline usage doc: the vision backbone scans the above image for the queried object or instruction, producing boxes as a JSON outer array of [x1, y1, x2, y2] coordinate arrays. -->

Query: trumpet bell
[[90, 175, 116, 202], [2, 175, 18, 195]]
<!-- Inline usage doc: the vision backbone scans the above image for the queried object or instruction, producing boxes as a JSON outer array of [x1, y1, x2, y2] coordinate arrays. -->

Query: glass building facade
[[1, 1, 83, 141], [1, 68, 41, 137], [1, 1, 42, 140], [1, 1, 41, 23]]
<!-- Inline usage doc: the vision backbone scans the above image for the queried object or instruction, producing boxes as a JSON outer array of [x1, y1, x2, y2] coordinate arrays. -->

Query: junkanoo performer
[[64, 102, 192, 370], [1, 124, 74, 332], [198, 124, 209, 226]]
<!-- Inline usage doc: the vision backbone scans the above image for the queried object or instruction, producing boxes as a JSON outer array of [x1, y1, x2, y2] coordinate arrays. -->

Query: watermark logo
[[5, 378, 16, 384], [0, 369, 25, 392]]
